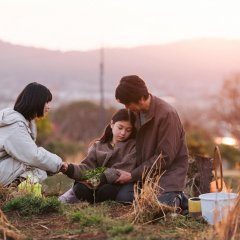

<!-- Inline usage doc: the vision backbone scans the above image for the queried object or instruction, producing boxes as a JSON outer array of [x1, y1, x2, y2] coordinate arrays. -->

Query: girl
[[0, 82, 63, 187], [59, 109, 136, 203]]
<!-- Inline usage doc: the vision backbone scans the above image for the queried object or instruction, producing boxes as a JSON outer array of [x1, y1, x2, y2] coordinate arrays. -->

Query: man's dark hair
[[115, 75, 149, 104], [14, 82, 52, 121]]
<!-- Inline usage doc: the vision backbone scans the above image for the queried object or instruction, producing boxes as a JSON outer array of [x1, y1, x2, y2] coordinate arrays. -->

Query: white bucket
[[199, 192, 238, 225]]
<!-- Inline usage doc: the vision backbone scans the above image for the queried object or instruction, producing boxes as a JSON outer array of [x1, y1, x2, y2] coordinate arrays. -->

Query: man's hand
[[115, 169, 132, 184], [60, 162, 68, 173]]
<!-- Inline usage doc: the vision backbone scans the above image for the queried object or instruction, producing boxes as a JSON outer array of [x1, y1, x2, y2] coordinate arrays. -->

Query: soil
[[5, 203, 133, 240]]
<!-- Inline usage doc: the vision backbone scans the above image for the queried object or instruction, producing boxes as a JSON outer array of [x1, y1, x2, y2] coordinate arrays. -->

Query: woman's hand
[[60, 162, 68, 173], [115, 169, 132, 184]]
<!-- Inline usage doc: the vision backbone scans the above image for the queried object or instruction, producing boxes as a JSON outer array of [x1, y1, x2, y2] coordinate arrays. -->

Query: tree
[[219, 144, 240, 168], [34, 101, 117, 160], [214, 73, 240, 142], [36, 117, 53, 145], [184, 117, 215, 157], [51, 101, 115, 143], [36, 114, 85, 159]]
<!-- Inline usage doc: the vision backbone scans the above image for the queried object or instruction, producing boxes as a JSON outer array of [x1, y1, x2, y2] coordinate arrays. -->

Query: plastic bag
[[18, 176, 42, 197]]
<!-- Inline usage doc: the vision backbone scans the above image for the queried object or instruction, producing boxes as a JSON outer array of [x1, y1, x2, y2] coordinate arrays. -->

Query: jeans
[[73, 182, 120, 203], [73, 182, 136, 204], [116, 183, 135, 203]]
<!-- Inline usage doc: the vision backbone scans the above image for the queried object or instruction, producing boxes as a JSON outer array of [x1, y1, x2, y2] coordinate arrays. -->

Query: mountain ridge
[[0, 38, 240, 107]]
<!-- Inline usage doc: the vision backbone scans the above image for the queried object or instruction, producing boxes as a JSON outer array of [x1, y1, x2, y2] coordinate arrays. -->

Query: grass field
[[1, 173, 239, 240], [4, 201, 211, 240]]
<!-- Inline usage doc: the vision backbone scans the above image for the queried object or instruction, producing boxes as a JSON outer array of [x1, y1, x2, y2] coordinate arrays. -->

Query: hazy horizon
[[1, 37, 239, 110], [1, 0, 240, 51], [1, 37, 240, 52]]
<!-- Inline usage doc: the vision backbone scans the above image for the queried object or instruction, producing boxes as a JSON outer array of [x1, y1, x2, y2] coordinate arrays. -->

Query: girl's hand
[[60, 162, 68, 173]]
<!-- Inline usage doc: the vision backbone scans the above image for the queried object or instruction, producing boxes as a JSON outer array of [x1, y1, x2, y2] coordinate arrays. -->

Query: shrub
[[186, 129, 214, 157], [3, 194, 62, 216], [44, 139, 85, 159], [219, 144, 240, 168]]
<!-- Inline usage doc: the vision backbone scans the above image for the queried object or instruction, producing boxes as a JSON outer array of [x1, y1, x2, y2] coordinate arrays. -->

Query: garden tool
[[210, 146, 228, 192]]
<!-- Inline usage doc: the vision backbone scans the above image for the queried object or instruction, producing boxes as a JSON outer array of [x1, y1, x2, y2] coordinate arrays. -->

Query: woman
[[59, 109, 136, 204], [0, 82, 63, 187]]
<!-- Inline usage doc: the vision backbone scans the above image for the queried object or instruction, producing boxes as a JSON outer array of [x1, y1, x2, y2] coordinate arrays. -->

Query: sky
[[0, 0, 240, 51]]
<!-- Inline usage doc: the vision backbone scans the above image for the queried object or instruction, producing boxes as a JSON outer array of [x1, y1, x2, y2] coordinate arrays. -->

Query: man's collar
[[140, 94, 155, 121]]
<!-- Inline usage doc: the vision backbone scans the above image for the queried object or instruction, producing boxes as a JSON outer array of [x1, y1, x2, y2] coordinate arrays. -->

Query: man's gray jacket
[[131, 96, 189, 193]]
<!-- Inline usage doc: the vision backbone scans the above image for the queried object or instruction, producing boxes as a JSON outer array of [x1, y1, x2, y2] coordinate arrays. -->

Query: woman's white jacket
[[0, 108, 62, 186]]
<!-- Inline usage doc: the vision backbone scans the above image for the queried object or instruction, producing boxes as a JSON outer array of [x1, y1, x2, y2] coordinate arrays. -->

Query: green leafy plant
[[81, 167, 106, 188]]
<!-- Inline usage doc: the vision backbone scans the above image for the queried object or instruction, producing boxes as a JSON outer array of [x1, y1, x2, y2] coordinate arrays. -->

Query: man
[[115, 75, 189, 209]]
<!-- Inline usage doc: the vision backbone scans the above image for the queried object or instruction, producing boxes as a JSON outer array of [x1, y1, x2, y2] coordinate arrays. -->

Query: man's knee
[[116, 183, 134, 203]]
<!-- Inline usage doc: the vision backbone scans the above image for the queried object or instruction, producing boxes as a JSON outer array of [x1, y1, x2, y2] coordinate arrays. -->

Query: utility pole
[[99, 47, 105, 131]]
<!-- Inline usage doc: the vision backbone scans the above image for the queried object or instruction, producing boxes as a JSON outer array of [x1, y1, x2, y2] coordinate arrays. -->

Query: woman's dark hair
[[115, 75, 149, 104], [99, 109, 136, 143], [14, 82, 52, 121]]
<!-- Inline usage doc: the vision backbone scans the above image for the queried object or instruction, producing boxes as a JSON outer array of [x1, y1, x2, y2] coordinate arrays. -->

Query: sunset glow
[[215, 137, 238, 146], [0, 0, 240, 50]]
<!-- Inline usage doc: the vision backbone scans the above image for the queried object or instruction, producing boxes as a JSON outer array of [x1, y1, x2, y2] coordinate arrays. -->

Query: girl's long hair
[[99, 109, 136, 143]]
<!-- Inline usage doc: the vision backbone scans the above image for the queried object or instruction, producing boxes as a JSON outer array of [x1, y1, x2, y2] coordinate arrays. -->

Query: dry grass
[[0, 185, 13, 205], [0, 185, 26, 239], [0, 209, 25, 240], [214, 192, 240, 240], [0, 184, 29, 207], [132, 154, 176, 224]]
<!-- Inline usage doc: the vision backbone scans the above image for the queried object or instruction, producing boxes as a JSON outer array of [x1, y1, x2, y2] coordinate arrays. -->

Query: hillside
[[0, 38, 240, 107]]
